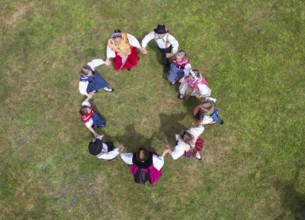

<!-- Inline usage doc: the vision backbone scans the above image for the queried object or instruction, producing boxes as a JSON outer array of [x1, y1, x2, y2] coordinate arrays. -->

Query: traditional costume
[[142, 25, 179, 73], [168, 57, 191, 84], [107, 32, 141, 71], [80, 100, 106, 129], [88, 136, 120, 160], [79, 59, 113, 96], [171, 125, 205, 160], [194, 100, 224, 125], [121, 151, 164, 185], [179, 69, 214, 99]]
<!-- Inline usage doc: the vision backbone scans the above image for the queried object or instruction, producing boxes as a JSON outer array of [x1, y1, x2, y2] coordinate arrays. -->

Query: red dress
[[113, 46, 140, 71]]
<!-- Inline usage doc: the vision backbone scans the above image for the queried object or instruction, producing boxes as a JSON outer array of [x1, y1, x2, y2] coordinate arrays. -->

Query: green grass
[[1, 0, 305, 219]]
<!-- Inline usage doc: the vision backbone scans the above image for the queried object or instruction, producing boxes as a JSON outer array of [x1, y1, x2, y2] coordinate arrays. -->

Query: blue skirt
[[86, 71, 109, 93], [167, 64, 184, 83], [92, 112, 106, 128]]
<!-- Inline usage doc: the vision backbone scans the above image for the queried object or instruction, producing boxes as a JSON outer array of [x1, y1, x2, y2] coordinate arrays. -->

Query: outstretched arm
[[141, 32, 155, 54], [87, 59, 104, 71]]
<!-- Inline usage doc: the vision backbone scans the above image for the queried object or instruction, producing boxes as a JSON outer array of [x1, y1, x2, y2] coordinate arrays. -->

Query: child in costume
[[178, 68, 216, 102], [79, 59, 114, 96], [193, 99, 224, 125], [120, 147, 171, 185], [142, 24, 179, 73], [168, 50, 192, 85], [169, 125, 205, 160], [105, 29, 142, 71], [79, 93, 106, 138], [88, 135, 124, 160]]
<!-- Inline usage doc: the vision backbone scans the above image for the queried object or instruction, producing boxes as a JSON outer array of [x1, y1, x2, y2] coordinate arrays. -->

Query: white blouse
[[120, 153, 165, 171], [106, 33, 142, 58], [95, 136, 120, 160], [171, 125, 205, 160], [79, 59, 105, 96], [141, 31, 179, 54]]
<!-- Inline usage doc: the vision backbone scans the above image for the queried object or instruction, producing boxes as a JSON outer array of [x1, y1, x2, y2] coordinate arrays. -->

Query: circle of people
[[79, 25, 224, 186]]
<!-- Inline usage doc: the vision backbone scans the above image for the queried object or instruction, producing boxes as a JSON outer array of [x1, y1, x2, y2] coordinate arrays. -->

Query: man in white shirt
[[142, 24, 179, 73]]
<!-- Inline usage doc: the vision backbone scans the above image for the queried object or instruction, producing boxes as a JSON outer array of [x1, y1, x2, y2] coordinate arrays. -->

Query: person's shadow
[[102, 123, 155, 153]]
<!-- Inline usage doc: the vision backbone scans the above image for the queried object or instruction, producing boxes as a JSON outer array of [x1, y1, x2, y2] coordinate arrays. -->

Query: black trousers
[[158, 45, 172, 68]]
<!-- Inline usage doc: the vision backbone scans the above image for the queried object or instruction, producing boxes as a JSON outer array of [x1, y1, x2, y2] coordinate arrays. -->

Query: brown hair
[[80, 65, 92, 76], [135, 148, 149, 162], [200, 100, 213, 113], [79, 106, 89, 115], [177, 50, 187, 59], [179, 130, 193, 144]]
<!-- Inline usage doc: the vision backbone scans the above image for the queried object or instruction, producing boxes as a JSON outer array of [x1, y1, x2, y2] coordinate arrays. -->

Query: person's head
[[135, 147, 149, 162], [79, 106, 90, 115], [88, 138, 103, 155], [200, 100, 214, 114], [189, 69, 200, 80], [179, 130, 194, 144], [154, 24, 168, 38], [175, 50, 186, 62], [111, 29, 122, 44], [80, 65, 92, 76]]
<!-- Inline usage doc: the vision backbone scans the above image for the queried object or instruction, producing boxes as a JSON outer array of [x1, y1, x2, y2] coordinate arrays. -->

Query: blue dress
[[80, 70, 109, 93], [168, 63, 185, 83], [92, 112, 106, 128]]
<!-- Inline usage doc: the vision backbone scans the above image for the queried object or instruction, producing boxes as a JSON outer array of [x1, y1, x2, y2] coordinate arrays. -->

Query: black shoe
[[177, 94, 184, 99], [169, 81, 176, 85], [127, 68, 131, 71]]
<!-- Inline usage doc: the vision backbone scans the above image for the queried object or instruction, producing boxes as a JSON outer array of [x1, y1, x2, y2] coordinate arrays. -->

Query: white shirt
[[120, 153, 165, 171], [79, 59, 105, 96], [95, 136, 120, 160], [202, 115, 214, 124], [106, 33, 142, 58], [171, 125, 205, 160], [191, 84, 211, 97], [183, 63, 192, 76], [81, 100, 93, 128], [141, 31, 179, 53]]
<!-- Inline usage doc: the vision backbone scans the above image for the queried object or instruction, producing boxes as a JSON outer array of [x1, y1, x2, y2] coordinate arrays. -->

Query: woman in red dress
[[105, 29, 143, 71]]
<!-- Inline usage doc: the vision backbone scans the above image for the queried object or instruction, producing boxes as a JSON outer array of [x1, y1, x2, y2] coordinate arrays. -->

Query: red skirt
[[113, 46, 140, 70]]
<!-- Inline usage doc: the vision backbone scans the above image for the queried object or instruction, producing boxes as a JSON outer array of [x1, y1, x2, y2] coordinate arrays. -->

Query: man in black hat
[[88, 135, 123, 160], [142, 24, 179, 73]]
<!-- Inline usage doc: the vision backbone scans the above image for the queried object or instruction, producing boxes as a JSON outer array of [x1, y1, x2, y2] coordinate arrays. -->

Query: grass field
[[1, 0, 305, 219]]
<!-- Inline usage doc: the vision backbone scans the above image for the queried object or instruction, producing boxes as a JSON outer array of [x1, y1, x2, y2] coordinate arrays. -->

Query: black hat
[[154, 24, 168, 34], [88, 139, 103, 155]]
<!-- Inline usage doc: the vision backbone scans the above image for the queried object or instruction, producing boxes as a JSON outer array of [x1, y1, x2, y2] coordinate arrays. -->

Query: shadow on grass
[[102, 123, 155, 153], [157, 112, 188, 147], [274, 167, 305, 219]]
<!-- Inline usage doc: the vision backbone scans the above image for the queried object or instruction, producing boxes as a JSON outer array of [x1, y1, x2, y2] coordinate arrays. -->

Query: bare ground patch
[[4, 2, 34, 27]]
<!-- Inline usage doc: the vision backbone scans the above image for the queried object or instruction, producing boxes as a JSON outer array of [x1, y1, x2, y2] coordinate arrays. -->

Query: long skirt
[[113, 46, 140, 71], [184, 137, 205, 158], [92, 112, 106, 128], [130, 165, 162, 186], [168, 63, 184, 83], [86, 71, 109, 93]]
